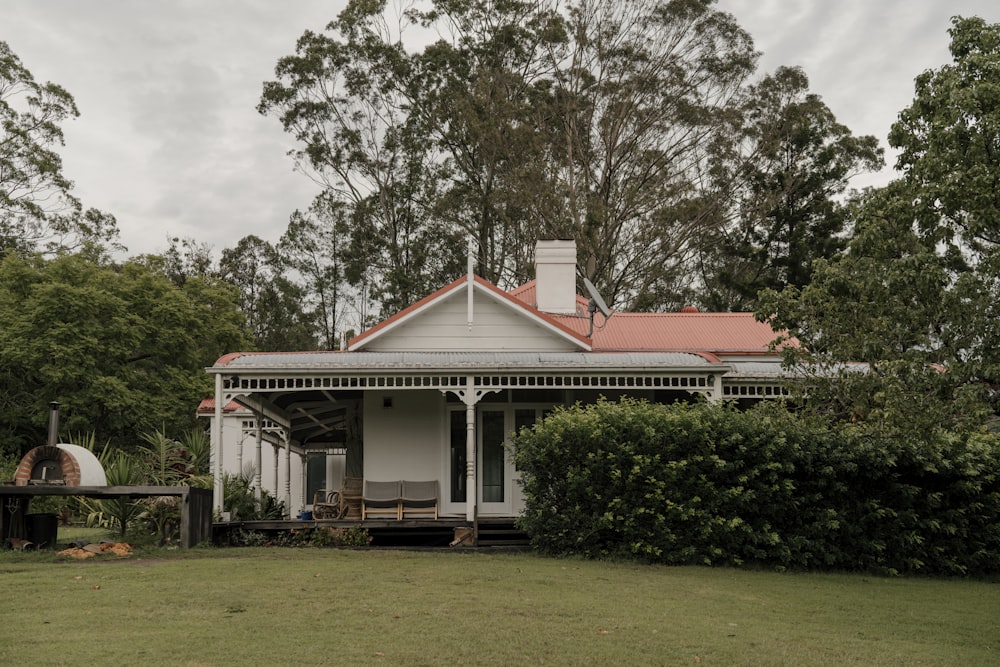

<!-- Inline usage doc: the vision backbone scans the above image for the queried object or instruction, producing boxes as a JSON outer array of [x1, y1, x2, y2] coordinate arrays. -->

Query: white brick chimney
[[534, 239, 577, 314]]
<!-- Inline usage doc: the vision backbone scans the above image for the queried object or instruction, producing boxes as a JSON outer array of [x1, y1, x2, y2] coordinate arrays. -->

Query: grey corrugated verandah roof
[[211, 351, 719, 372], [210, 352, 791, 384]]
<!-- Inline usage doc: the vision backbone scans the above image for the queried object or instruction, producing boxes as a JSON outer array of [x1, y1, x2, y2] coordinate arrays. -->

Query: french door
[[478, 409, 510, 515], [448, 406, 543, 516]]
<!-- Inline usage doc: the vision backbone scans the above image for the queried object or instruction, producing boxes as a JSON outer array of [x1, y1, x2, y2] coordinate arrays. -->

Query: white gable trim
[[349, 279, 591, 352]]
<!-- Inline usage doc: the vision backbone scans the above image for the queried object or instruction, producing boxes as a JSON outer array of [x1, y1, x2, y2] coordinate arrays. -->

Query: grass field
[[1, 544, 997, 666]]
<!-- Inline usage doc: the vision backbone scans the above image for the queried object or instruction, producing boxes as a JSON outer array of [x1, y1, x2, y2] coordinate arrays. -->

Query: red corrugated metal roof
[[214, 352, 247, 367], [512, 279, 787, 354], [211, 275, 788, 366], [551, 312, 786, 353], [212, 350, 344, 366], [196, 398, 247, 414]]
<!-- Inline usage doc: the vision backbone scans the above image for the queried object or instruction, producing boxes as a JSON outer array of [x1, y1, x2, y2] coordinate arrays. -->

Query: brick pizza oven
[[14, 443, 107, 487]]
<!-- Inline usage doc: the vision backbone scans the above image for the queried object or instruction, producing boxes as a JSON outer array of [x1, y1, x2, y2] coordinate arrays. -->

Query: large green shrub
[[835, 428, 1000, 575], [513, 398, 1000, 575]]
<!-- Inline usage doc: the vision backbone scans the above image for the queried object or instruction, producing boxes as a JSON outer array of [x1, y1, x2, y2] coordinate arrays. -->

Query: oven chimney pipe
[[47, 401, 60, 447]]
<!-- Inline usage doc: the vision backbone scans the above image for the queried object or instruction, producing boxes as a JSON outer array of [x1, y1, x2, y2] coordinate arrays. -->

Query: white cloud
[[717, 0, 1000, 187], [4, 0, 340, 256]]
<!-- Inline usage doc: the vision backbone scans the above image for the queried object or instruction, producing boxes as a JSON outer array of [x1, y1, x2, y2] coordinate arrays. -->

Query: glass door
[[446, 405, 543, 516], [448, 410, 467, 506], [478, 408, 511, 514]]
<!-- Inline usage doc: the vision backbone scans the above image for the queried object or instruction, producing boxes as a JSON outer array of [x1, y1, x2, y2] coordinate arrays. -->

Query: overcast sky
[[3, 1, 999, 258]]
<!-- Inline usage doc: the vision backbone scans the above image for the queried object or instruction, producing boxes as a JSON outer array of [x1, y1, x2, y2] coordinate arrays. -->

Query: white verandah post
[[463, 243, 477, 523], [236, 431, 244, 480], [284, 430, 292, 517], [446, 376, 500, 524], [300, 455, 308, 516], [272, 444, 279, 505], [465, 397, 476, 523], [254, 417, 263, 503], [212, 373, 224, 514], [325, 452, 336, 499]]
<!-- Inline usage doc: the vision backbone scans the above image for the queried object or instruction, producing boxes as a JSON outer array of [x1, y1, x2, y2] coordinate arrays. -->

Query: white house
[[202, 240, 789, 520]]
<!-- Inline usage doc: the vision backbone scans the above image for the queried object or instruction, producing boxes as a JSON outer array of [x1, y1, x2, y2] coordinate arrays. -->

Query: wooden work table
[[0, 485, 212, 548]]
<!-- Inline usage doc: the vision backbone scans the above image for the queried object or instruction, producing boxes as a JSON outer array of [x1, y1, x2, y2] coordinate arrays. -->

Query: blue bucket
[[299, 511, 313, 520]]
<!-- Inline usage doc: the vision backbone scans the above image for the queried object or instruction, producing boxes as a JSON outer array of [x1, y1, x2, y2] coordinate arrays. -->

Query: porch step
[[476, 521, 530, 548]]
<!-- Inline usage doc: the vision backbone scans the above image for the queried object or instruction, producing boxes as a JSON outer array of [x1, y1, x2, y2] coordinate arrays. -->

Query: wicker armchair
[[312, 477, 364, 520]]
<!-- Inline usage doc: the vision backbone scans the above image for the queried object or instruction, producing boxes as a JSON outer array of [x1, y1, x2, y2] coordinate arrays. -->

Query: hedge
[[513, 398, 1000, 575]]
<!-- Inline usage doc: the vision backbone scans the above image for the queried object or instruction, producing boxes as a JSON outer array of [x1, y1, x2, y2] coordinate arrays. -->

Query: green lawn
[[1, 547, 997, 666]]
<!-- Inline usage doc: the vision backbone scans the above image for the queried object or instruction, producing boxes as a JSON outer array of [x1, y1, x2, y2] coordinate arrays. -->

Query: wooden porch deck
[[213, 516, 528, 548]]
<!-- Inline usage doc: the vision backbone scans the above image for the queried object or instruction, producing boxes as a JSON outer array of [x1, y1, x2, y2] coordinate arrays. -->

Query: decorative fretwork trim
[[225, 373, 715, 393], [722, 384, 790, 398], [240, 419, 283, 434]]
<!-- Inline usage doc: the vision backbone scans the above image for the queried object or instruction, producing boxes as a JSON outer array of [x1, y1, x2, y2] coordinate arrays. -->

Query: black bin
[[25, 512, 58, 549]]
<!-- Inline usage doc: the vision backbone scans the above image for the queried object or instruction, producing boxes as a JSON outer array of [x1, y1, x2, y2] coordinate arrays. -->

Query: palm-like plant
[[80, 449, 144, 535], [138, 428, 212, 488], [224, 464, 285, 521], [179, 428, 211, 476], [138, 429, 189, 485], [62, 429, 219, 538]]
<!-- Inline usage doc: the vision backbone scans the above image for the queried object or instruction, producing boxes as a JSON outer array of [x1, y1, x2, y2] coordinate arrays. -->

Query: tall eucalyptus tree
[[218, 235, 317, 351], [259, 10, 464, 319], [261, 0, 763, 311], [279, 193, 353, 349], [538, 0, 757, 310], [0, 41, 120, 256]]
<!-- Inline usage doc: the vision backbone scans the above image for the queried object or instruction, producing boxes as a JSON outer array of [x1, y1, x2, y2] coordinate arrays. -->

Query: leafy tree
[[890, 16, 1000, 254], [540, 0, 757, 310], [219, 235, 317, 351], [758, 17, 1000, 434], [0, 253, 249, 457], [260, 0, 766, 313], [887, 16, 1000, 391], [758, 183, 982, 434], [699, 66, 883, 311], [259, 15, 465, 319], [0, 41, 120, 256], [279, 194, 354, 349]]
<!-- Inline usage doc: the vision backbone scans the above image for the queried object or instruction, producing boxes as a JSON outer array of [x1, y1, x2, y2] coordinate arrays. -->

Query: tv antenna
[[583, 278, 612, 337]]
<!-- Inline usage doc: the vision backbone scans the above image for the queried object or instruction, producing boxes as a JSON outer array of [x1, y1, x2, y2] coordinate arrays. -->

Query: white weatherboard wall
[[363, 391, 445, 482], [363, 288, 579, 352]]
